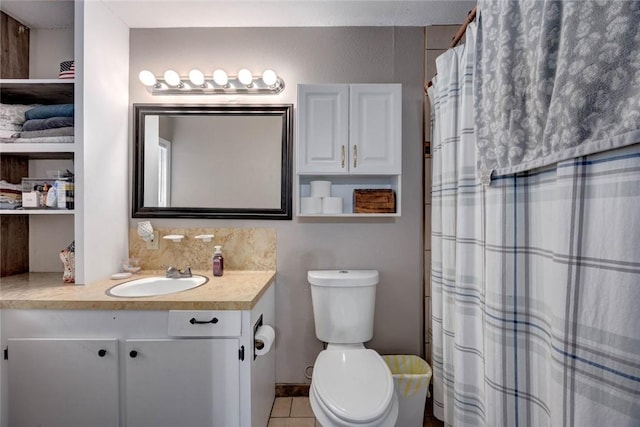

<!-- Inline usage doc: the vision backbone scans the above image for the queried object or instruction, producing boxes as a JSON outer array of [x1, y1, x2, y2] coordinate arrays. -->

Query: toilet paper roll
[[310, 180, 332, 198], [301, 197, 322, 214], [322, 197, 343, 214], [255, 325, 275, 356]]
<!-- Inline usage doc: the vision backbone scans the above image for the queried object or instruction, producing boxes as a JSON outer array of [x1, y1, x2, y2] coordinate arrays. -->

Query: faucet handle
[[183, 266, 192, 276]]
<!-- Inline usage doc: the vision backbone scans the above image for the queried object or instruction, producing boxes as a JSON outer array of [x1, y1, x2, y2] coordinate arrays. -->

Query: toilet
[[308, 270, 399, 427]]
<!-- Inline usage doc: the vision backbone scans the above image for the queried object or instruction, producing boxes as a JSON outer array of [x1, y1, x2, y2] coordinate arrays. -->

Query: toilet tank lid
[[308, 270, 379, 287]]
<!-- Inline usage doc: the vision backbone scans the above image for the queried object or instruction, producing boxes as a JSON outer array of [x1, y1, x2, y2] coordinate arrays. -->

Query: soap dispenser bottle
[[213, 245, 224, 277]]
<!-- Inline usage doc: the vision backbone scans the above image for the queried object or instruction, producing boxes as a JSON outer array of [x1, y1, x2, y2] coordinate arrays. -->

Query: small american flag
[[59, 60, 75, 79]]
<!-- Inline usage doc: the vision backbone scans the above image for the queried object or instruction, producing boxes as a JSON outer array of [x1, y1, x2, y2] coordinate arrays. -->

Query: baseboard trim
[[275, 383, 311, 397]]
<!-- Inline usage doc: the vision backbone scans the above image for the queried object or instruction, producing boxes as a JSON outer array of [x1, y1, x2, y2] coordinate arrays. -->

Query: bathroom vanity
[[0, 271, 275, 427]]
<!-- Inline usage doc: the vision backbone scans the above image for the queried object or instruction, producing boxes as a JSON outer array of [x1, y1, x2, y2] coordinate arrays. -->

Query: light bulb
[[237, 68, 253, 86], [163, 70, 181, 87], [213, 69, 228, 86], [138, 70, 157, 86], [262, 69, 277, 86], [188, 69, 205, 86]]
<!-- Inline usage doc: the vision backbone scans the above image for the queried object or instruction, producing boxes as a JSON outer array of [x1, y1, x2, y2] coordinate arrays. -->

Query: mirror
[[133, 104, 293, 219]]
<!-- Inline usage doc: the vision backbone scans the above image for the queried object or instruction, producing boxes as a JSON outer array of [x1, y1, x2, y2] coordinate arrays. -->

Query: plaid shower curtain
[[428, 21, 640, 427]]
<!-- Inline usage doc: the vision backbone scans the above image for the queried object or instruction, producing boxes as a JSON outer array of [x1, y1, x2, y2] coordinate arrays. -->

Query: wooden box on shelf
[[353, 189, 395, 213]]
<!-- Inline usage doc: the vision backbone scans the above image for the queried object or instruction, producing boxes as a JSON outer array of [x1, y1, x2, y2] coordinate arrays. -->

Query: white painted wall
[[129, 27, 424, 383], [79, 1, 130, 283]]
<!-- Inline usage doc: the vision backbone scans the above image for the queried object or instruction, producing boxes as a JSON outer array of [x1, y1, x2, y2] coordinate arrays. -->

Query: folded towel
[[3, 135, 74, 144], [0, 193, 21, 202], [24, 104, 74, 120], [0, 103, 39, 125], [0, 202, 21, 210], [22, 117, 74, 131], [0, 130, 17, 138], [0, 180, 22, 191], [0, 120, 22, 132], [13, 127, 74, 139]]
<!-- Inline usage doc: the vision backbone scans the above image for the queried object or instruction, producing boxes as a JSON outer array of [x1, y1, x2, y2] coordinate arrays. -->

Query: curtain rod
[[425, 5, 477, 92], [450, 6, 477, 48]]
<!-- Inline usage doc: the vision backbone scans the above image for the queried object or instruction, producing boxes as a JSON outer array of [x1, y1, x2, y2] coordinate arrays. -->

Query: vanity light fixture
[[138, 68, 284, 95]]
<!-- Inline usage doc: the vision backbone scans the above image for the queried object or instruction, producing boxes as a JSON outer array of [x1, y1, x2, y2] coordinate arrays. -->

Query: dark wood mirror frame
[[132, 103, 293, 220]]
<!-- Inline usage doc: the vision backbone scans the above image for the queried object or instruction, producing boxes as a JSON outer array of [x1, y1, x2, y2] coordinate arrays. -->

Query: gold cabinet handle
[[353, 145, 358, 168], [341, 145, 346, 168]]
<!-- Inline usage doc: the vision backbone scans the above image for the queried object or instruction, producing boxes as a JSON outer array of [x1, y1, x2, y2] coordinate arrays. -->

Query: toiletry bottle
[[213, 245, 224, 277]]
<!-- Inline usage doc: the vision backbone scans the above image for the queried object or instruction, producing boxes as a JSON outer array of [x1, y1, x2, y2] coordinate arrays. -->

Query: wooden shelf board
[[0, 79, 74, 104]]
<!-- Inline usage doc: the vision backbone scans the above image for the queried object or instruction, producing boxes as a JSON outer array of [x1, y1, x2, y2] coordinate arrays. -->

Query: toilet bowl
[[310, 344, 398, 427], [307, 270, 399, 427]]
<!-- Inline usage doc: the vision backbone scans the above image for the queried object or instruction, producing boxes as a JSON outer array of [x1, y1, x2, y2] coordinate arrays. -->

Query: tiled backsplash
[[129, 227, 276, 271]]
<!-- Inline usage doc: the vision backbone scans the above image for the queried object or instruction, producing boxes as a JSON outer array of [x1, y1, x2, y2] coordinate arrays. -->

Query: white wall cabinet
[[7, 338, 119, 427], [296, 83, 402, 217], [297, 83, 401, 175]]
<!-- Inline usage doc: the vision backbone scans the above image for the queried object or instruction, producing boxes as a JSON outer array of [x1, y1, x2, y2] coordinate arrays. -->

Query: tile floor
[[268, 396, 444, 427]]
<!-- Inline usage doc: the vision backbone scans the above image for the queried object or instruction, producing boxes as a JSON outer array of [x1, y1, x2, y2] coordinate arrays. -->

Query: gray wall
[[129, 27, 424, 383]]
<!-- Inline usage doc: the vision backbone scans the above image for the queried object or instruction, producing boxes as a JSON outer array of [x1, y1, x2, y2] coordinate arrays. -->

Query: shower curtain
[[428, 19, 640, 427]]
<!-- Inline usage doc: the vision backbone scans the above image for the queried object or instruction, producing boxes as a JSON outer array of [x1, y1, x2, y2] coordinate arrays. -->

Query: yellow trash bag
[[382, 355, 432, 427]]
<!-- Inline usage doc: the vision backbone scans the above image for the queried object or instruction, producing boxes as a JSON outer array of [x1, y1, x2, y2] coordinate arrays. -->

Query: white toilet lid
[[313, 349, 394, 424]]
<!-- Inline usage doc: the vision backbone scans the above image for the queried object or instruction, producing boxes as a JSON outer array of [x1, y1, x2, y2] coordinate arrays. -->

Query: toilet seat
[[311, 348, 397, 426]]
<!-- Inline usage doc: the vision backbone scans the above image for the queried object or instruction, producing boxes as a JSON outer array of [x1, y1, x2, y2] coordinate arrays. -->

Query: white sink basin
[[107, 275, 208, 297]]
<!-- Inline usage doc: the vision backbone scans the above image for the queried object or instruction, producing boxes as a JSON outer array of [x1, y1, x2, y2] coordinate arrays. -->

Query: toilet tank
[[308, 270, 379, 343]]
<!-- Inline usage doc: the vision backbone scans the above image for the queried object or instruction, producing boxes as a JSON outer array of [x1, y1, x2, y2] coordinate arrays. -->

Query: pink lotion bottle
[[213, 245, 224, 277]]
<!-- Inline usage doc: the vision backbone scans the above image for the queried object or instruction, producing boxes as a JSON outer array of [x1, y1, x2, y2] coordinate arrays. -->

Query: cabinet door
[[297, 84, 349, 174], [7, 338, 119, 427], [349, 84, 402, 174], [125, 338, 240, 427]]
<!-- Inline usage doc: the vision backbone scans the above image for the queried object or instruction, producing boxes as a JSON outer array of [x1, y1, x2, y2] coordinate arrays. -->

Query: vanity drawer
[[168, 310, 241, 337]]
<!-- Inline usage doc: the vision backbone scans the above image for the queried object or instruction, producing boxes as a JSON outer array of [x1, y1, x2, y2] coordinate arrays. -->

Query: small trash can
[[383, 355, 432, 427]]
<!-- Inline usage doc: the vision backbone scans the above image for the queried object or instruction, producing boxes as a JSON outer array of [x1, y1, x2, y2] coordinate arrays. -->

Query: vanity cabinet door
[[7, 338, 119, 427], [125, 338, 240, 427]]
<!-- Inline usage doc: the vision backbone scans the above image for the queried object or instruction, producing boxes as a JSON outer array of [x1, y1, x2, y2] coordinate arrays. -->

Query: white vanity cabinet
[[296, 83, 402, 217], [125, 338, 240, 427], [297, 84, 401, 175], [7, 338, 119, 427], [0, 283, 275, 427]]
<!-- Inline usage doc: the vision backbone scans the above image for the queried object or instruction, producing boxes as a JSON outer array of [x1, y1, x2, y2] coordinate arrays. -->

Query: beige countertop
[[0, 270, 275, 310]]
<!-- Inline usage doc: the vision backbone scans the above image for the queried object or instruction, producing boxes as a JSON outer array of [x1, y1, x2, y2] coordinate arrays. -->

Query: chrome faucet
[[166, 266, 192, 278]]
